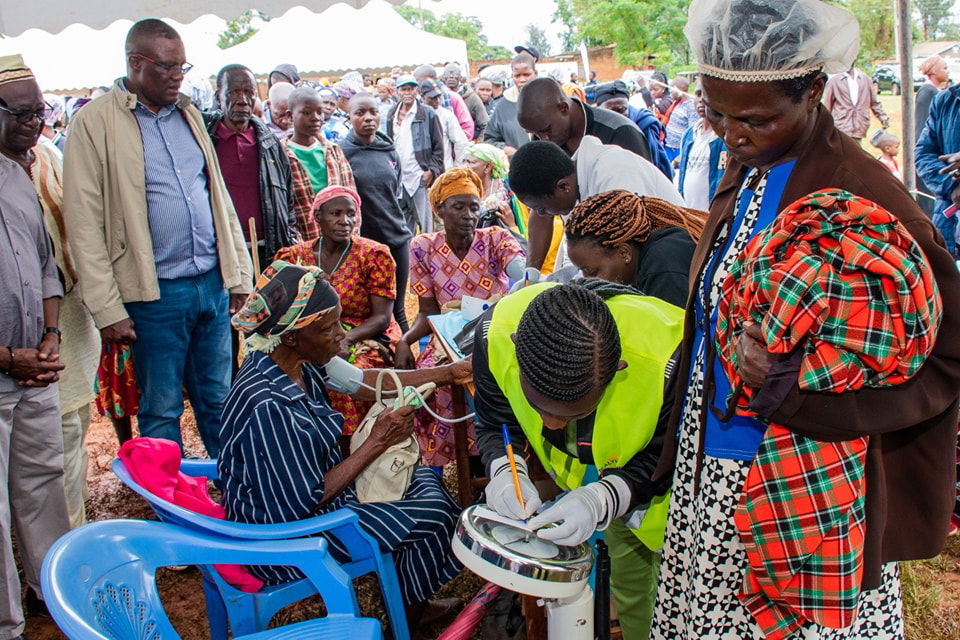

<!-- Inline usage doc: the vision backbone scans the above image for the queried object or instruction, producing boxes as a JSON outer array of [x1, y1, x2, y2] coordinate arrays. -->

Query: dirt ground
[[24, 404, 960, 640], [25, 407, 486, 640]]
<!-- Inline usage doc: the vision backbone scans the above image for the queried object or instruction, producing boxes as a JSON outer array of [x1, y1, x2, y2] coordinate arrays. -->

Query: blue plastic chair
[[112, 458, 409, 640], [41, 519, 382, 640]]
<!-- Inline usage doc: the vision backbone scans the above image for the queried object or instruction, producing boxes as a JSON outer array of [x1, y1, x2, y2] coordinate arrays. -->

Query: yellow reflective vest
[[487, 282, 684, 550]]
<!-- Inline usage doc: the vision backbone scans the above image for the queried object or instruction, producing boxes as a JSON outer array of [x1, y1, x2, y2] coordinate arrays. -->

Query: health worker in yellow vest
[[472, 278, 683, 639]]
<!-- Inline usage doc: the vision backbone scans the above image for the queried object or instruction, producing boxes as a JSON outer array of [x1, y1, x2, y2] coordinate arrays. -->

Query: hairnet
[[685, 0, 859, 81]]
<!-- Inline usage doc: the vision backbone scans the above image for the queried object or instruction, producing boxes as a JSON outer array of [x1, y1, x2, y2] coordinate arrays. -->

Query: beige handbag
[[350, 369, 435, 503]]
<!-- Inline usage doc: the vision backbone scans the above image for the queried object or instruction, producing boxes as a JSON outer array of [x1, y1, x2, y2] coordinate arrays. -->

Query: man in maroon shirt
[[204, 64, 297, 269]]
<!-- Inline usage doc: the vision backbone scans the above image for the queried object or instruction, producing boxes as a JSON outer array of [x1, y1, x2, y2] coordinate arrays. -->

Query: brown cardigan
[[654, 105, 960, 590]]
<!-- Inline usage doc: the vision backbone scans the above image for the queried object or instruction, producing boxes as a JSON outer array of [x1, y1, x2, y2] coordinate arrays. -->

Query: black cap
[[419, 78, 442, 99], [514, 45, 541, 61], [594, 80, 631, 105]]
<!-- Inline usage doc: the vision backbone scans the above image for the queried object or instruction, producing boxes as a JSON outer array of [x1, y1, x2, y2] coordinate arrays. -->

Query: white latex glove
[[508, 267, 544, 293], [485, 455, 542, 520], [527, 477, 631, 547]]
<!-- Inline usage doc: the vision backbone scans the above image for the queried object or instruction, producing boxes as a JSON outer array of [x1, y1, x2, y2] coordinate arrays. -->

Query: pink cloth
[[118, 438, 264, 593], [447, 89, 475, 139], [313, 184, 362, 214]]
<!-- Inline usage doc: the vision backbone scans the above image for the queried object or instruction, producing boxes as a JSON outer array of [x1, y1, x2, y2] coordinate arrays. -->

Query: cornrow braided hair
[[515, 283, 622, 403], [566, 190, 708, 250]]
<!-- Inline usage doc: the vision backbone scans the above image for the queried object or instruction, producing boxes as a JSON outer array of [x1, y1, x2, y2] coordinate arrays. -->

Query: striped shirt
[[129, 92, 218, 279], [218, 351, 462, 600], [664, 98, 700, 150]]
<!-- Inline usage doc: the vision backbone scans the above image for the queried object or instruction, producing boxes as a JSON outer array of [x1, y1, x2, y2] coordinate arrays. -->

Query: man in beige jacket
[[822, 66, 890, 141], [63, 19, 252, 458]]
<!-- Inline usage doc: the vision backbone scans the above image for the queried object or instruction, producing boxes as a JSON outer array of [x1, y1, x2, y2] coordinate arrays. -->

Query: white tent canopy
[[0, 0, 412, 37], [220, 1, 468, 75], [0, 16, 228, 91], [0, 1, 464, 92]]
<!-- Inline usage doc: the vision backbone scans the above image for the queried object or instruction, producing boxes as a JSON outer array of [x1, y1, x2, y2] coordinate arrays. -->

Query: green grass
[[902, 535, 960, 640]]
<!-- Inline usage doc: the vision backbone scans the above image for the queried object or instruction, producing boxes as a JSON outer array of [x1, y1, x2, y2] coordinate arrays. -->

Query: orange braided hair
[[566, 190, 707, 248]]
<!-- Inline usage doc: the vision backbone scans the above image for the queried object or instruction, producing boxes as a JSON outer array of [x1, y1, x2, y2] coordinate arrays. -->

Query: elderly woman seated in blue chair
[[220, 260, 471, 631]]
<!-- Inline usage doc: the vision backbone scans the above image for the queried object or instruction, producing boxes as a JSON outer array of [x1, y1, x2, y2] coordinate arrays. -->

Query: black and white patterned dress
[[650, 171, 905, 640]]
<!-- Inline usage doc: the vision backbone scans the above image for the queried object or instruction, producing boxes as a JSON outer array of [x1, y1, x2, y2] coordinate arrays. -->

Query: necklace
[[317, 236, 351, 274]]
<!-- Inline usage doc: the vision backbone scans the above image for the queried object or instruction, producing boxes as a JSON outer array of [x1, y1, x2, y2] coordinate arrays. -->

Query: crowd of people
[[1, 0, 960, 639]]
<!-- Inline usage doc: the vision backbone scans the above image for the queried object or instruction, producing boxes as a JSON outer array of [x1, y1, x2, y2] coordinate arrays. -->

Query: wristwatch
[[43, 327, 62, 342]]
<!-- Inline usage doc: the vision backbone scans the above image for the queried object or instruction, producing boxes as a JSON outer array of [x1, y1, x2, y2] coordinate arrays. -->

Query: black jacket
[[460, 86, 489, 139], [386, 100, 445, 181], [203, 112, 297, 259], [483, 97, 529, 151], [340, 131, 413, 247], [577, 99, 652, 163]]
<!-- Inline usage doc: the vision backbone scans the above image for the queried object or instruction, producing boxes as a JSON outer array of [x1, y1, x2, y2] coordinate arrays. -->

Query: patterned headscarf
[[428, 168, 483, 211], [0, 54, 35, 88], [464, 143, 510, 180], [340, 71, 365, 93], [231, 261, 339, 353], [332, 83, 355, 100]]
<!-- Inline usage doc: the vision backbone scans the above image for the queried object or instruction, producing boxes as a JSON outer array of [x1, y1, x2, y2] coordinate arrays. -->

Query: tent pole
[[895, 0, 915, 193]]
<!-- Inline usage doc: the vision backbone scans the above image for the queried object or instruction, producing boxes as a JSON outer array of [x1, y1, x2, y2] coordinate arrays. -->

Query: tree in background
[[914, 0, 955, 40], [524, 24, 553, 57], [217, 10, 269, 49], [394, 6, 512, 60], [553, 0, 690, 66], [829, 0, 894, 64], [552, 0, 579, 53]]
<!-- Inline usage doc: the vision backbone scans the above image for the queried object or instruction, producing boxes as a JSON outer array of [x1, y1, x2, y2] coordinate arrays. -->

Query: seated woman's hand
[[371, 405, 416, 450], [394, 341, 416, 370], [448, 357, 473, 386]]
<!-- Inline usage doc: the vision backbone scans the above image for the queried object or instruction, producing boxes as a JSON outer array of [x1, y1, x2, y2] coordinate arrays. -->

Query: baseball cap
[[419, 78, 442, 99], [594, 80, 631, 105], [514, 45, 541, 61], [396, 74, 418, 88]]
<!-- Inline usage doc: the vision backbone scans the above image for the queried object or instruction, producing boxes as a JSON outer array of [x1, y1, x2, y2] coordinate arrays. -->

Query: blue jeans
[[125, 269, 231, 458]]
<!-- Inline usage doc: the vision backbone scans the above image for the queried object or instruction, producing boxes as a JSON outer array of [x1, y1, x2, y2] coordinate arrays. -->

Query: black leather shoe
[[25, 587, 49, 618]]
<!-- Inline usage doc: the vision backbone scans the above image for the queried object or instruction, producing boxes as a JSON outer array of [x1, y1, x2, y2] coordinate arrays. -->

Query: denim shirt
[[126, 83, 218, 279]]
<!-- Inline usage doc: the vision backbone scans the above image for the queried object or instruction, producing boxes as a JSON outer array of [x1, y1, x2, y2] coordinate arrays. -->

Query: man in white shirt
[[676, 87, 726, 211], [420, 79, 468, 170], [822, 67, 889, 141], [385, 75, 444, 233], [508, 136, 685, 270]]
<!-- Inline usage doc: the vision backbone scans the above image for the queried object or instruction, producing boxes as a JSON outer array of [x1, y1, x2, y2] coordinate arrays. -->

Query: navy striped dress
[[219, 351, 462, 604]]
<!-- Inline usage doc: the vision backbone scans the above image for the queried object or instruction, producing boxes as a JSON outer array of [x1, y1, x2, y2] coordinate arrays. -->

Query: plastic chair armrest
[[180, 458, 219, 479]]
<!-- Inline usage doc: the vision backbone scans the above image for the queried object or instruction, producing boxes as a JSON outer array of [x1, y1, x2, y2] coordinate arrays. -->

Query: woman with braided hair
[[566, 190, 706, 307], [471, 279, 684, 639]]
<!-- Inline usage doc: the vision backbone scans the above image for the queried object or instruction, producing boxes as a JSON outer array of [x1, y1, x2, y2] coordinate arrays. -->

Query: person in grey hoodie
[[340, 93, 413, 331]]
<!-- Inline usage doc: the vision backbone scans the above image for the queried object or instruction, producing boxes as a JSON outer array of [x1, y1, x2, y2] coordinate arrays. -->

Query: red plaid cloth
[[716, 190, 942, 639]]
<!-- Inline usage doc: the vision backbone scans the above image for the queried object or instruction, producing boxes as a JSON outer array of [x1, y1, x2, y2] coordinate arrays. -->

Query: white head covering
[[685, 0, 859, 82], [480, 68, 508, 86]]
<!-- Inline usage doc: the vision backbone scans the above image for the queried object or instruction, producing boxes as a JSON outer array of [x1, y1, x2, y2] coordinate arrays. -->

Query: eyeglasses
[[0, 101, 53, 125], [131, 53, 193, 76]]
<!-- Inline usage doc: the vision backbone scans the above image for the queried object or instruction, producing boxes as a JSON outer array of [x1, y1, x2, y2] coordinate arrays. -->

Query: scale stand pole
[[594, 539, 611, 640], [543, 586, 594, 640]]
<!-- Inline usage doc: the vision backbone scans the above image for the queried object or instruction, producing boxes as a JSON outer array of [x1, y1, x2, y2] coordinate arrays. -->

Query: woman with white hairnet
[[648, 1, 960, 639]]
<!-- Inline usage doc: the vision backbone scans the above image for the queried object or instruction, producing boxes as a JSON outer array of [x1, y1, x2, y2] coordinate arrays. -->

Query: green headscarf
[[465, 143, 509, 180]]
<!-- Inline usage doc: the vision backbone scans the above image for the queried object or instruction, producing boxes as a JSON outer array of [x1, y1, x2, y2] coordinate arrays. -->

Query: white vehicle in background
[[948, 61, 960, 86]]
